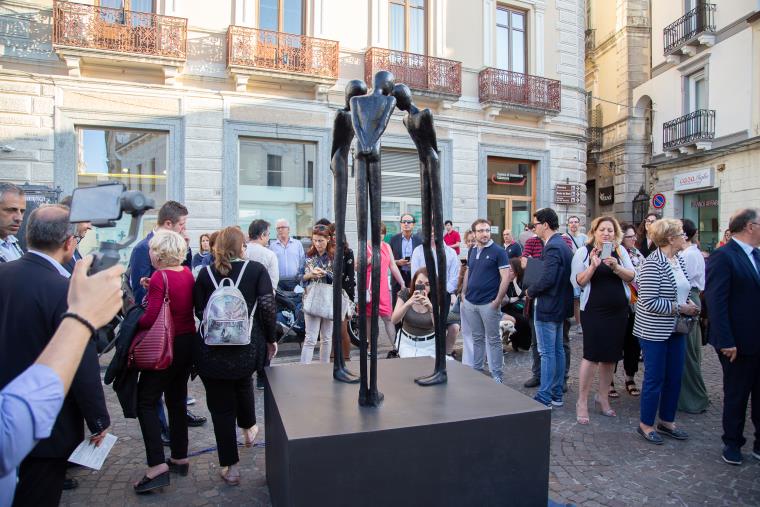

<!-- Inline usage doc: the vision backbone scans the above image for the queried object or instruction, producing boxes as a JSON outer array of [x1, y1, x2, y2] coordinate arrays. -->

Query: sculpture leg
[[355, 157, 370, 405], [365, 157, 384, 406], [332, 152, 359, 384], [415, 153, 448, 386]]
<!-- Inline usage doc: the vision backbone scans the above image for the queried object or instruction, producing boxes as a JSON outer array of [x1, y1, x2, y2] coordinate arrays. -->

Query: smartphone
[[69, 182, 124, 224], [404, 256, 411, 262], [600, 241, 613, 260], [415, 283, 425, 294]]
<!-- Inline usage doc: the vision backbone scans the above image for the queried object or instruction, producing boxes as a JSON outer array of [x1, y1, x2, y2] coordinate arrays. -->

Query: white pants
[[301, 314, 333, 364], [397, 330, 436, 358], [460, 301, 474, 367]]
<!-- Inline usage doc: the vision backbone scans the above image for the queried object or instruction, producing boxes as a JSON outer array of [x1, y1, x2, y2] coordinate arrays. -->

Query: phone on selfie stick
[[69, 182, 155, 275]]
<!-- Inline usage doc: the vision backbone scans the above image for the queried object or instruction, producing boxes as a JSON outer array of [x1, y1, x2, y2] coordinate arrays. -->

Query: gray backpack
[[200, 261, 256, 346]]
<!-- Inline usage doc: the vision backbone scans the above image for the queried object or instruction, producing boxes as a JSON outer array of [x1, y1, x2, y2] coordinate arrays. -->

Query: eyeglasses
[[400, 220, 415, 224], [73, 235, 84, 244], [276, 225, 289, 229], [474, 228, 490, 233], [623, 235, 637, 240], [532, 222, 543, 228]]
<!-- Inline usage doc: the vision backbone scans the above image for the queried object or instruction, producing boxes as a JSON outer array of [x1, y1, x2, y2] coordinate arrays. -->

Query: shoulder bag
[[128, 271, 174, 370]]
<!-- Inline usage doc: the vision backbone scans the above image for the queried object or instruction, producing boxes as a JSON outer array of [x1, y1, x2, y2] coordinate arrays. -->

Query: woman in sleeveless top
[[391, 268, 436, 358]]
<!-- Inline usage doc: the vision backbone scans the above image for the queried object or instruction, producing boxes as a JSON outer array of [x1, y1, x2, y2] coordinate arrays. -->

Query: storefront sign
[[598, 186, 615, 205], [674, 168, 714, 192], [491, 172, 527, 185], [554, 184, 581, 204], [690, 199, 718, 208]]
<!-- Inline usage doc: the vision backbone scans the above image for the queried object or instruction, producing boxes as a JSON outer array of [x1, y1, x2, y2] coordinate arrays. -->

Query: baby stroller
[[275, 286, 306, 344]]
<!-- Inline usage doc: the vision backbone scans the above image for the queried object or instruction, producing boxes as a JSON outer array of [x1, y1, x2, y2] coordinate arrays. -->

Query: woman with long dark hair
[[300, 225, 336, 363], [637, 213, 659, 258]]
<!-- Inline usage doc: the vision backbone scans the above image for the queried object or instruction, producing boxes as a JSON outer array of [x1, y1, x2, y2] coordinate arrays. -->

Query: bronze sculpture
[[393, 84, 449, 386], [330, 80, 366, 384]]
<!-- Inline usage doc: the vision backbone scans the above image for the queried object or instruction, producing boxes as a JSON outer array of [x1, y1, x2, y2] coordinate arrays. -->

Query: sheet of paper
[[68, 433, 117, 470]]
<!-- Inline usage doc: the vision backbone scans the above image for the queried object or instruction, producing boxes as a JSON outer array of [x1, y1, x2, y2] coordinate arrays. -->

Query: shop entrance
[[486, 157, 536, 244], [682, 189, 719, 252]]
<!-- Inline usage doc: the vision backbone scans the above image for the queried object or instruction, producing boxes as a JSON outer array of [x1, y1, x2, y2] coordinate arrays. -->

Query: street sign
[[554, 184, 582, 205], [652, 193, 666, 209]]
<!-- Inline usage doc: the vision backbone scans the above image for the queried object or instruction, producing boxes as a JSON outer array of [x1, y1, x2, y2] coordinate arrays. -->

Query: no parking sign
[[652, 193, 666, 209]]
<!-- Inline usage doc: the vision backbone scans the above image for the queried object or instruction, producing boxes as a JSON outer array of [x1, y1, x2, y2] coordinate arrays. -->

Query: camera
[[68, 182, 155, 274]]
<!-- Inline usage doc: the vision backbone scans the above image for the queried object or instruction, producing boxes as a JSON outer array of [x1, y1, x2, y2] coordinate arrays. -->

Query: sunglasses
[[313, 224, 330, 232], [400, 220, 415, 224]]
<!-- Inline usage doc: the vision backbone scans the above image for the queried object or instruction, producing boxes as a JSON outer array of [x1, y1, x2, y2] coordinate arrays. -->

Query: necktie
[[751, 249, 760, 276]]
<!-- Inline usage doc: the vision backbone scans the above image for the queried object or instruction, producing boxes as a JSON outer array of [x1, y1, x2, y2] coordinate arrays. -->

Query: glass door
[[487, 197, 532, 246]]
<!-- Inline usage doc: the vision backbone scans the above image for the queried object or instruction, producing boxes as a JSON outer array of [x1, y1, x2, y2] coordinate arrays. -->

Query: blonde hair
[[149, 230, 186, 267], [586, 216, 623, 245], [649, 218, 683, 247]]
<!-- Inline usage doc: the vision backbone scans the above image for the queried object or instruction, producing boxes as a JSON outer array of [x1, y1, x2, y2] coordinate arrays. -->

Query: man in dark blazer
[[0, 205, 110, 506], [706, 207, 760, 466], [388, 213, 422, 306]]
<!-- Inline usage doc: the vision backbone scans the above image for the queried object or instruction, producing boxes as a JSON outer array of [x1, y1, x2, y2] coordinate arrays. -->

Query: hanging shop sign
[[674, 168, 714, 192], [554, 184, 582, 204], [598, 186, 615, 205]]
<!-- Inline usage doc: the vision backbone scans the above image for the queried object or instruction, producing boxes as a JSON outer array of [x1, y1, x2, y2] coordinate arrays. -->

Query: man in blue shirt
[[270, 218, 305, 291], [461, 218, 510, 383], [502, 229, 523, 259], [0, 183, 25, 263]]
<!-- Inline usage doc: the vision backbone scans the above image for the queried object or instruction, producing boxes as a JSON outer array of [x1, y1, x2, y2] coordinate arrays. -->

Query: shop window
[[239, 138, 315, 238], [76, 126, 168, 263], [496, 5, 526, 74], [389, 0, 426, 54], [682, 189, 719, 252]]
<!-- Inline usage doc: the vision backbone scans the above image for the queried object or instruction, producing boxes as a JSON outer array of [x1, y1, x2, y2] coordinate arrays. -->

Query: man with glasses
[[389, 214, 422, 306], [461, 218, 510, 383], [705, 208, 760, 466], [59, 195, 92, 275], [270, 218, 305, 291]]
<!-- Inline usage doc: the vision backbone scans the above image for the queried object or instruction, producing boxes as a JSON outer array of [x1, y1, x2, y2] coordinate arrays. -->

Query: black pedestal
[[265, 358, 550, 507]]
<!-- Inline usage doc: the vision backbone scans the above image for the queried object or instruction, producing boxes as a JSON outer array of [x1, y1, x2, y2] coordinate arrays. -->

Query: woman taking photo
[[134, 230, 196, 494], [571, 216, 635, 424], [391, 268, 436, 357], [634, 219, 699, 444], [301, 224, 336, 364]]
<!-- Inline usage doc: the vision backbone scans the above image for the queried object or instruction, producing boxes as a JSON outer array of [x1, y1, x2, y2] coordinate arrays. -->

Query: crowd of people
[[0, 177, 759, 505]]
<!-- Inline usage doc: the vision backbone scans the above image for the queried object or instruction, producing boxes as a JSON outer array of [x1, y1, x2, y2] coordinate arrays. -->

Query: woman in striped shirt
[[633, 219, 700, 445]]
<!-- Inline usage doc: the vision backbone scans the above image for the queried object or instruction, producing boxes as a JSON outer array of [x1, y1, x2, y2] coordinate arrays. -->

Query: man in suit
[[0, 204, 110, 506], [59, 195, 91, 275], [388, 213, 422, 306], [705, 207, 760, 466], [0, 182, 25, 263]]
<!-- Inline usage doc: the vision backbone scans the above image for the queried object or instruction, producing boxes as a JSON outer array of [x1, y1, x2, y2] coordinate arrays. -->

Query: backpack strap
[[205, 265, 219, 289], [234, 260, 250, 288]]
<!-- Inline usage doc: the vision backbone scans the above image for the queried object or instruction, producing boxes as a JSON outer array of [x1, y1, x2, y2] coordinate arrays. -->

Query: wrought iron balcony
[[663, 109, 715, 151], [478, 68, 561, 114], [52, 0, 187, 60], [663, 3, 716, 56], [227, 25, 339, 81], [587, 127, 603, 152], [364, 47, 461, 98]]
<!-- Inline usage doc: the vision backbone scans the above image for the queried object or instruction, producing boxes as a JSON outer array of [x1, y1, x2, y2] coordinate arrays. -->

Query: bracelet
[[61, 312, 97, 336]]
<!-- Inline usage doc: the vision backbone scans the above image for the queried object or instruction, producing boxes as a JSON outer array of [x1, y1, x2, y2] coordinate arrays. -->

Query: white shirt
[[670, 258, 691, 305], [0, 235, 23, 262], [732, 237, 759, 273], [410, 243, 461, 294], [29, 250, 71, 278], [245, 242, 279, 290], [565, 232, 587, 252], [681, 244, 705, 290]]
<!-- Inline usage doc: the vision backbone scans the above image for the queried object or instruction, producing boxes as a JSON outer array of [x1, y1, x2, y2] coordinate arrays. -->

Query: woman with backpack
[[133, 230, 196, 494], [193, 227, 277, 486], [570, 216, 635, 425]]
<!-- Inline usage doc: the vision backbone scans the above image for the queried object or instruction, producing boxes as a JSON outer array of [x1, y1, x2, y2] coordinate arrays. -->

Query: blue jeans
[[534, 318, 565, 404], [639, 334, 686, 426]]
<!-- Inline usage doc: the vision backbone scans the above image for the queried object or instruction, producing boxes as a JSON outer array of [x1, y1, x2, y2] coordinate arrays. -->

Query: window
[[98, 0, 153, 26], [76, 127, 168, 263], [686, 70, 707, 112], [389, 0, 425, 54], [496, 5, 526, 74], [258, 0, 303, 34], [379, 148, 422, 237], [239, 138, 315, 237]]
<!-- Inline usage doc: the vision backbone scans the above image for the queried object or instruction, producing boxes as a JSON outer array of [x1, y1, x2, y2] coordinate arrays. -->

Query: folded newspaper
[[68, 433, 117, 470]]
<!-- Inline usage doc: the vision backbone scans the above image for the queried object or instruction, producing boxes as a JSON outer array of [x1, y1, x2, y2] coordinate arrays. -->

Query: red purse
[[129, 271, 174, 370]]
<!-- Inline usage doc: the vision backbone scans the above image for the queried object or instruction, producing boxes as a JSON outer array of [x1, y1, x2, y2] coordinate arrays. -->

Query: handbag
[[128, 271, 174, 370], [674, 314, 696, 335], [303, 281, 350, 320]]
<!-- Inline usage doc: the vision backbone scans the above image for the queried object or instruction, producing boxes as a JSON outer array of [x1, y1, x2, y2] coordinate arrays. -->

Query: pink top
[[364, 242, 393, 318], [138, 267, 197, 336]]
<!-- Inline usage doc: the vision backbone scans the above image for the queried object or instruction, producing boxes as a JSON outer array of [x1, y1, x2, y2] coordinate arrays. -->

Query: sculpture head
[[392, 83, 413, 112], [344, 79, 368, 109], [372, 71, 395, 96]]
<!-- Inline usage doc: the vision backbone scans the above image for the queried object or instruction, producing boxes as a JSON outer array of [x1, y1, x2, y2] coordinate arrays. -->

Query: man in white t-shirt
[[245, 219, 279, 290], [563, 215, 587, 326]]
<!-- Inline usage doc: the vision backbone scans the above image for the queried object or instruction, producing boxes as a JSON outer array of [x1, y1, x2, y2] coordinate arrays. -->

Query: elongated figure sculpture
[[393, 84, 448, 386], [330, 80, 367, 384], [350, 71, 397, 406]]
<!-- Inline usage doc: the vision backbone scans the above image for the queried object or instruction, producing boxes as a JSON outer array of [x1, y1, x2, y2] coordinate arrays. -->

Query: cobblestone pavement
[[62, 330, 759, 506]]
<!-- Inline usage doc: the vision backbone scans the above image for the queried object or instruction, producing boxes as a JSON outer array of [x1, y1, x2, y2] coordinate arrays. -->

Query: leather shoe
[[523, 377, 540, 388], [186, 410, 207, 427], [63, 478, 79, 490], [656, 423, 688, 440]]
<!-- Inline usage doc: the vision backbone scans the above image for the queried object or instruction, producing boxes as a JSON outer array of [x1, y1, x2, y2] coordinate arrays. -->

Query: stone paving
[[61, 330, 760, 506]]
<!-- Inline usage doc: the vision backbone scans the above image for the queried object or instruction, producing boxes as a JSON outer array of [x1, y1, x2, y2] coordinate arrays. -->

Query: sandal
[[625, 380, 640, 397], [243, 424, 259, 448], [133, 471, 169, 493], [575, 402, 590, 425], [220, 466, 240, 486], [608, 383, 620, 398]]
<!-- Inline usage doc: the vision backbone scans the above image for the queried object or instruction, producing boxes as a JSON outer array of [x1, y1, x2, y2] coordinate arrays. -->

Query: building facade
[[0, 0, 586, 258], [633, 0, 760, 251]]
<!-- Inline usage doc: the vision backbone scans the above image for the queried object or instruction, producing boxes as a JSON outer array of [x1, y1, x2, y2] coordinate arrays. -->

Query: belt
[[400, 330, 435, 342]]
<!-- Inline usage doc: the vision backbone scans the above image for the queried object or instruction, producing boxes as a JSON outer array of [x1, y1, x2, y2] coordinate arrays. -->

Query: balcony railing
[[478, 68, 561, 113], [227, 26, 339, 80], [587, 127, 603, 151], [364, 47, 461, 97], [53, 0, 187, 60], [663, 3, 716, 55], [663, 109, 715, 150]]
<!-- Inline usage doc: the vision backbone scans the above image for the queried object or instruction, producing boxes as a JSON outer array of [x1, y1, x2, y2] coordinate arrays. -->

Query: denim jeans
[[531, 316, 571, 381], [533, 317, 566, 404], [462, 300, 503, 381], [638, 334, 686, 426]]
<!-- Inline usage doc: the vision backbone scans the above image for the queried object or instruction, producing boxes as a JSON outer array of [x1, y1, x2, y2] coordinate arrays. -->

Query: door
[[487, 196, 532, 245]]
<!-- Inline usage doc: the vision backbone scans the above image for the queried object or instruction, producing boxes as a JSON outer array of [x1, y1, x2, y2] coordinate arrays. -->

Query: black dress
[[580, 250, 628, 362]]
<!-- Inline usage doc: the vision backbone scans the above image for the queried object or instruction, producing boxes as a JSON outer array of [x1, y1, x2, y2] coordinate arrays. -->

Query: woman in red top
[[134, 230, 196, 494]]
